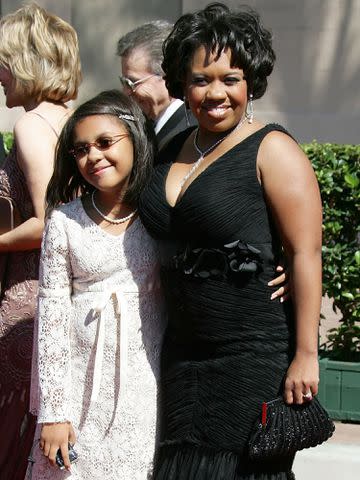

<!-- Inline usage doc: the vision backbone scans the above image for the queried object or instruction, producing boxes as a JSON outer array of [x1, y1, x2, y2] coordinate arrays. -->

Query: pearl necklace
[[180, 116, 247, 189], [91, 191, 137, 224]]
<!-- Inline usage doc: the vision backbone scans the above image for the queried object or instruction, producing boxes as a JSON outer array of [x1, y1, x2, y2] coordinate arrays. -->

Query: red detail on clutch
[[261, 402, 267, 426]]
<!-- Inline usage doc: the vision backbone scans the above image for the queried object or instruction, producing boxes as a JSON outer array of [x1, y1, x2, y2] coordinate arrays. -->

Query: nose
[[206, 81, 226, 100], [87, 144, 103, 162]]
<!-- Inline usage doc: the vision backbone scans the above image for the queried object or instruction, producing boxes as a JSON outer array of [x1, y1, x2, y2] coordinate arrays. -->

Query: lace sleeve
[[35, 209, 73, 423]]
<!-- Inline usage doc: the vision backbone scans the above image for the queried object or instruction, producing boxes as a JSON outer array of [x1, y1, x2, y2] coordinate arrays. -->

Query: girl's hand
[[40, 421, 76, 470], [284, 353, 319, 405], [268, 265, 291, 302]]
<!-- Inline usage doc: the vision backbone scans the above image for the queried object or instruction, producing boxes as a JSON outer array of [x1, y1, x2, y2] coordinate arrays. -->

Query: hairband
[[118, 113, 136, 121]]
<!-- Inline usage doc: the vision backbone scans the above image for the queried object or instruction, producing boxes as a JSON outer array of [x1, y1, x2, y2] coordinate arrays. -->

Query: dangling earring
[[183, 96, 190, 127], [246, 93, 254, 124]]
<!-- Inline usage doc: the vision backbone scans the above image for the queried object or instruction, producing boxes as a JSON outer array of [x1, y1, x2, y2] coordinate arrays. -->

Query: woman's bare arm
[[258, 130, 322, 404], [0, 113, 57, 252]]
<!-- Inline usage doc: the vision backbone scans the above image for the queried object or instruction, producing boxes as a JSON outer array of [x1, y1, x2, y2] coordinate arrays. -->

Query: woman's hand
[[284, 353, 319, 405], [40, 421, 76, 470], [268, 265, 290, 302]]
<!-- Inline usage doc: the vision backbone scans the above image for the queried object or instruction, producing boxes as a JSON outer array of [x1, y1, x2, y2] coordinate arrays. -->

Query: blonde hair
[[0, 3, 82, 103]]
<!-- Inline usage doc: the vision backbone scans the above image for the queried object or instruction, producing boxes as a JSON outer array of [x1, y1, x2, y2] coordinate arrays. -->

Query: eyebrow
[[190, 71, 244, 79], [191, 69, 243, 74], [225, 71, 244, 75]]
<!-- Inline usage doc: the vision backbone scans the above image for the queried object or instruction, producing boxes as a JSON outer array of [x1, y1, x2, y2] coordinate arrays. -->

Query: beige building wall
[[1, 0, 359, 144], [0, 0, 182, 131], [189, 0, 360, 144]]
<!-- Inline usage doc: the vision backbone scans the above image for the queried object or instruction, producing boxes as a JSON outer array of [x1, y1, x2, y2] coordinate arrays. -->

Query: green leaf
[[342, 292, 354, 300], [344, 173, 359, 188], [355, 251, 360, 266]]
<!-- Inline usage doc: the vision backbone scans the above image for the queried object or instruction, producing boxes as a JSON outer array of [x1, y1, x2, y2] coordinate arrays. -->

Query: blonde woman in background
[[0, 4, 81, 478]]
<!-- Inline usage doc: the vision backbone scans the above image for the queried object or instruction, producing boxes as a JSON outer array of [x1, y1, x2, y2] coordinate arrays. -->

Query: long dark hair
[[46, 89, 156, 215], [162, 2, 275, 100]]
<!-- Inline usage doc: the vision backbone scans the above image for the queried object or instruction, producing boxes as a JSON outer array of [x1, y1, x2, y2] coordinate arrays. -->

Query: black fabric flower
[[170, 240, 263, 279], [224, 240, 262, 273]]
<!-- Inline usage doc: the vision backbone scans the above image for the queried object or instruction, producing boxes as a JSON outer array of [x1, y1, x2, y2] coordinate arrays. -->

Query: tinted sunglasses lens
[[70, 135, 127, 158], [96, 138, 113, 150], [120, 77, 134, 90], [71, 145, 88, 158]]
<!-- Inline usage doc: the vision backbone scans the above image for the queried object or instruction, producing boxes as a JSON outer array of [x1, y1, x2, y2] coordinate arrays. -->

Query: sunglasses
[[69, 134, 129, 159], [118, 74, 158, 92]]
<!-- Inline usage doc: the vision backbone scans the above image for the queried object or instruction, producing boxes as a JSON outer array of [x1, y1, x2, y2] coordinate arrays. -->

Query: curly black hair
[[46, 89, 156, 215], [162, 2, 275, 100]]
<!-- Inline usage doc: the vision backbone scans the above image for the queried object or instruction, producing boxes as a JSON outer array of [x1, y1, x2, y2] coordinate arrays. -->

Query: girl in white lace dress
[[27, 90, 166, 479]]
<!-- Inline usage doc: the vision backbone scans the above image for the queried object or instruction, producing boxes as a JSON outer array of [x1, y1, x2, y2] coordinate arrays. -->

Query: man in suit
[[117, 21, 196, 151]]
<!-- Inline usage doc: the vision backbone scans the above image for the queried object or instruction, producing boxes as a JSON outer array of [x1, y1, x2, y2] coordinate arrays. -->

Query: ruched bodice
[[140, 125, 283, 248], [139, 124, 296, 479]]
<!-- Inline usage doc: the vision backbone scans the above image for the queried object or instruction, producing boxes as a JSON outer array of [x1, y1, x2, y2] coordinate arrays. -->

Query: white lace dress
[[27, 198, 166, 480]]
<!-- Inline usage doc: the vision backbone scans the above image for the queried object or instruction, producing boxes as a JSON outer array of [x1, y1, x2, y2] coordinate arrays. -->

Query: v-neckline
[[164, 125, 269, 209]]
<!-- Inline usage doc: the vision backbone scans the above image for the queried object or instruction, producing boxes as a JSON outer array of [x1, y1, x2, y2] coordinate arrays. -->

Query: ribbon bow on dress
[[73, 282, 129, 404]]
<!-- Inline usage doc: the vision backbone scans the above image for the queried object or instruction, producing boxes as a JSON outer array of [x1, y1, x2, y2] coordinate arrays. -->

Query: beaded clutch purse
[[248, 396, 335, 459]]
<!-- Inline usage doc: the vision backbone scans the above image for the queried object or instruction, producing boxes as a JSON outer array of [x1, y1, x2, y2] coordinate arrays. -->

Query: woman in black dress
[[139, 3, 322, 479]]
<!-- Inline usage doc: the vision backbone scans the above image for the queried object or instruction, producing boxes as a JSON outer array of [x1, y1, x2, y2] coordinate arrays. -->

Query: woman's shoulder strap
[[27, 111, 60, 138], [261, 123, 297, 142]]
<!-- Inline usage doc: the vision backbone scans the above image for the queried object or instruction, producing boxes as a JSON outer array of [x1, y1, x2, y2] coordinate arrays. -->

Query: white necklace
[[91, 191, 137, 224], [180, 116, 247, 188]]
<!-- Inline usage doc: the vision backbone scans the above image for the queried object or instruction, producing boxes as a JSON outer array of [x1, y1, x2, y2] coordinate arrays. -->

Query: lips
[[201, 104, 230, 118], [90, 165, 111, 175]]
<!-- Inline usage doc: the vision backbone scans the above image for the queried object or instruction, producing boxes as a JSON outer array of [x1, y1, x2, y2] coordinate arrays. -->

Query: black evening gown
[[139, 124, 296, 479]]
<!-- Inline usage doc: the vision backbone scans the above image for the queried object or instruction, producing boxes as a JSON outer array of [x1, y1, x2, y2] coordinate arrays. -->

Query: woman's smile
[[201, 103, 230, 119]]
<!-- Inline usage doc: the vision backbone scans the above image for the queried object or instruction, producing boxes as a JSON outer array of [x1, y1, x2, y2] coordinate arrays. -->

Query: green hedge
[[1, 134, 359, 359], [303, 142, 360, 361], [2, 131, 14, 154]]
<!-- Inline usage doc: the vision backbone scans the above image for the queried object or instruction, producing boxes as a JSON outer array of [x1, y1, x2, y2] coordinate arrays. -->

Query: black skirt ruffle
[[153, 443, 295, 480]]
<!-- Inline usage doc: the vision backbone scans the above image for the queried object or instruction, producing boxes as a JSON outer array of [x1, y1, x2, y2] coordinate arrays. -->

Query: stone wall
[[1, 0, 359, 144]]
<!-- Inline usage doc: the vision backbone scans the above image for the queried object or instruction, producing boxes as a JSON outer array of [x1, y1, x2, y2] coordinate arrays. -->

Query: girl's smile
[[90, 164, 112, 176]]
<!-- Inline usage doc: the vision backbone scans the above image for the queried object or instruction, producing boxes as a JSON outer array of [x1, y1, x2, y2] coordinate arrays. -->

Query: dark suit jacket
[[156, 103, 197, 152]]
